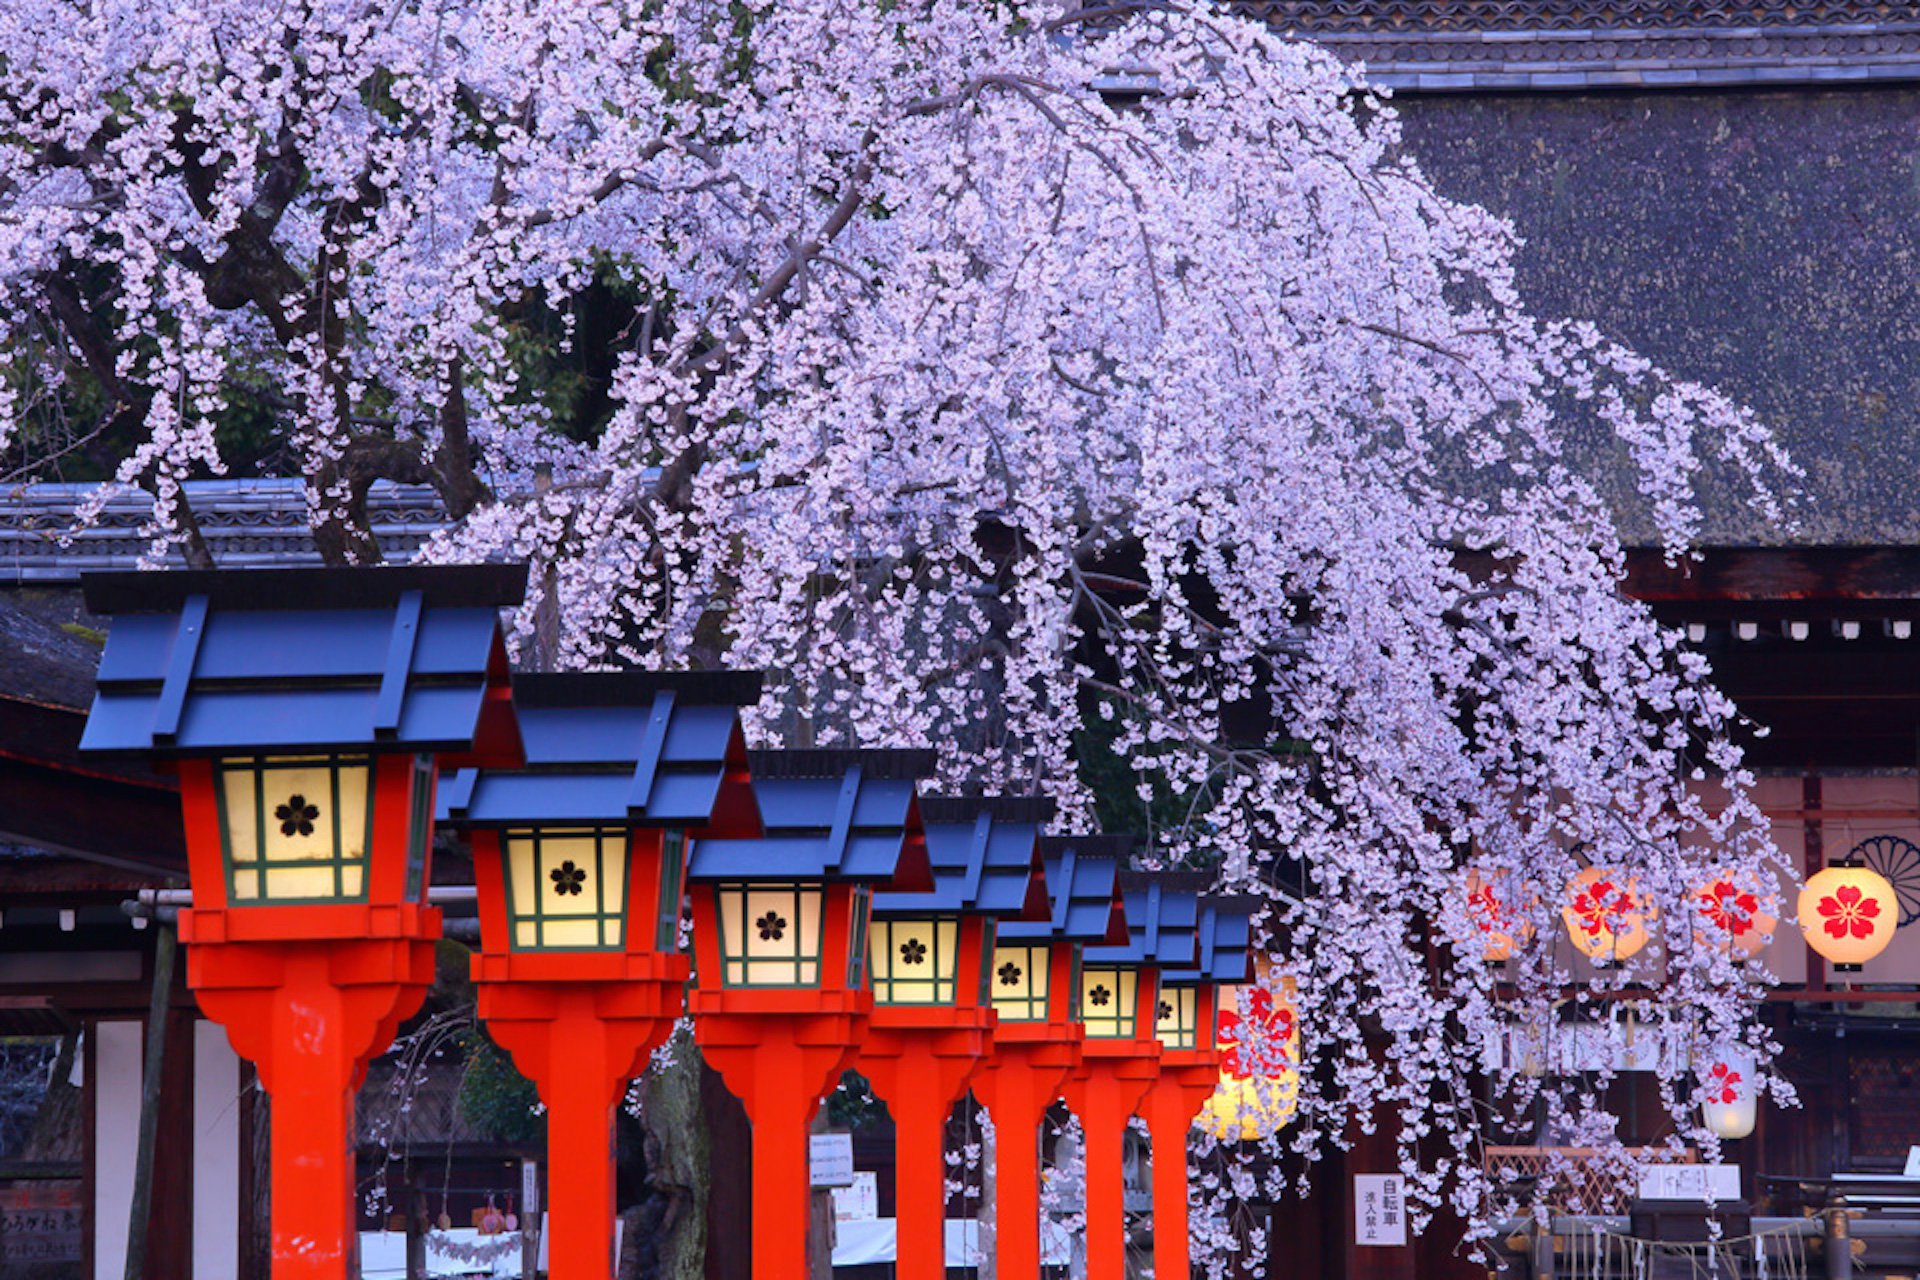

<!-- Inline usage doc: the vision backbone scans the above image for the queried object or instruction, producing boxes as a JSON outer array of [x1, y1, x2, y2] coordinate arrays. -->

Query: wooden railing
[[1485, 1146, 1699, 1216]]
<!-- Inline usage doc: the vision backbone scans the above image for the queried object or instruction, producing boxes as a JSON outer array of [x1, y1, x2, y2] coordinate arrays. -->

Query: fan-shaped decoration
[[1852, 835, 1920, 928]]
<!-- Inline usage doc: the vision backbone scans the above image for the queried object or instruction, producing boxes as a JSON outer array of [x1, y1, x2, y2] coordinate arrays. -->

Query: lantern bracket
[[373, 590, 424, 737], [625, 690, 676, 813], [825, 765, 863, 865], [152, 594, 208, 744], [961, 812, 993, 902]]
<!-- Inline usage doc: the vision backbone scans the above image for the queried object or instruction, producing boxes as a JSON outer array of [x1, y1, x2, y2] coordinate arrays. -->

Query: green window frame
[[989, 942, 1054, 1022], [215, 754, 375, 904], [715, 882, 826, 987], [502, 827, 630, 951]]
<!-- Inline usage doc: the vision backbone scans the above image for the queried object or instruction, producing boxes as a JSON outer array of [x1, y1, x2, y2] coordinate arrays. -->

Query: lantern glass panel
[[848, 886, 872, 988], [404, 754, 435, 904], [990, 943, 1053, 1022], [870, 917, 960, 1005], [716, 883, 825, 986], [656, 830, 687, 952], [1080, 965, 1138, 1039], [504, 828, 629, 950], [218, 755, 373, 902], [1157, 985, 1200, 1050], [976, 919, 998, 1005]]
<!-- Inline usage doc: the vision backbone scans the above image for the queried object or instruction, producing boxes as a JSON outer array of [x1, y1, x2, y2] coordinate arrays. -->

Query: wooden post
[[1823, 1194, 1852, 1280], [123, 917, 176, 1280]]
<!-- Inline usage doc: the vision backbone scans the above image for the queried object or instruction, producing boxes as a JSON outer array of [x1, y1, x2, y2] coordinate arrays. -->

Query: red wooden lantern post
[[969, 836, 1129, 1280], [854, 797, 1051, 1280], [78, 567, 526, 1279], [1141, 897, 1256, 1280], [441, 672, 762, 1280], [685, 750, 934, 1280], [1066, 875, 1207, 1280]]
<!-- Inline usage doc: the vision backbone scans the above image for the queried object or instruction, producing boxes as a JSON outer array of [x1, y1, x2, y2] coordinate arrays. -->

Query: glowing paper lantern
[[1462, 868, 1533, 963], [1561, 868, 1653, 964], [1700, 1048, 1758, 1140], [1693, 876, 1776, 958], [1197, 973, 1298, 1141], [1798, 864, 1898, 972]]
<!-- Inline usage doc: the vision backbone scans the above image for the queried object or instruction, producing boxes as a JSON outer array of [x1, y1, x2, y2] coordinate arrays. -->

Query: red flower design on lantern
[[1468, 880, 1512, 937], [1698, 880, 1759, 937], [1707, 1061, 1741, 1106], [1818, 884, 1882, 940], [1219, 987, 1294, 1080], [1570, 878, 1635, 938]]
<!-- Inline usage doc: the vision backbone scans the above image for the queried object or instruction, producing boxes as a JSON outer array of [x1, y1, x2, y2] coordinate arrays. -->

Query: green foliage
[[456, 1030, 545, 1147], [825, 1069, 886, 1130]]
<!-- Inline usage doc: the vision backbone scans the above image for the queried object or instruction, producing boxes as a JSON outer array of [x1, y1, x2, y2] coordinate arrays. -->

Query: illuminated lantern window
[[990, 941, 1057, 1021], [1700, 1048, 1758, 1140], [1197, 973, 1299, 1141], [869, 916, 961, 1003], [217, 754, 376, 903], [1080, 964, 1142, 1039], [715, 881, 830, 986], [1156, 985, 1200, 1049], [1461, 867, 1533, 963], [1561, 867, 1653, 964], [500, 827, 634, 950], [1798, 863, 1899, 972], [1693, 876, 1776, 958]]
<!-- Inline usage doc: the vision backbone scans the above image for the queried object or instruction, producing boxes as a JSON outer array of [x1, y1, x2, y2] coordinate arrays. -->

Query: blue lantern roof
[[78, 566, 526, 767], [1164, 895, 1259, 987], [1083, 872, 1210, 968], [997, 835, 1131, 945], [439, 671, 761, 831], [871, 796, 1052, 919], [685, 749, 935, 891]]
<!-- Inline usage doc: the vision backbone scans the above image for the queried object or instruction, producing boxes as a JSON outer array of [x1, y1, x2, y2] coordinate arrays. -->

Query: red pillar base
[[691, 991, 871, 1280], [476, 959, 689, 1280], [968, 1030, 1083, 1280], [184, 930, 436, 1280], [1063, 1046, 1162, 1280], [1142, 1061, 1222, 1280], [856, 1010, 994, 1280]]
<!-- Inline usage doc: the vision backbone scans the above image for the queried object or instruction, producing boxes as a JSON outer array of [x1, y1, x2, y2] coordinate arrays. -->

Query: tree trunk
[[627, 1030, 711, 1280]]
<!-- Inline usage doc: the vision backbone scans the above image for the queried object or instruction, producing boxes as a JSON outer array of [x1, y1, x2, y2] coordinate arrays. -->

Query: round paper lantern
[[1699, 1048, 1757, 1140], [1198, 972, 1298, 1142], [1561, 868, 1652, 964], [1693, 876, 1776, 958], [1798, 864, 1898, 972], [1462, 868, 1533, 963]]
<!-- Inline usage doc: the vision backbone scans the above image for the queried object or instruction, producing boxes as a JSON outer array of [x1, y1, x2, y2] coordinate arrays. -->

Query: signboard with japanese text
[[0, 1182, 83, 1268], [1354, 1174, 1407, 1247], [1636, 1163, 1740, 1202], [831, 1171, 879, 1221], [809, 1133, 856, 1188]]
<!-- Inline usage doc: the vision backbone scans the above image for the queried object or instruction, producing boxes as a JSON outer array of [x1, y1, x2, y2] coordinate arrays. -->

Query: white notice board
[[810, 1133, 856, 1188], [1354, 1174, 1407, 1247], [1636, 1164, 1740, 1202]]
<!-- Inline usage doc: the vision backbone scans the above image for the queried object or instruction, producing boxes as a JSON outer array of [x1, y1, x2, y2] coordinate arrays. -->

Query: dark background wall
[[1395, 88, 1920, 545]]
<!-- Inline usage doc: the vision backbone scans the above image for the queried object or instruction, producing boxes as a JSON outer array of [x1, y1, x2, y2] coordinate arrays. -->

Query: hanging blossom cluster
[[0, 0, 1800, 1252]]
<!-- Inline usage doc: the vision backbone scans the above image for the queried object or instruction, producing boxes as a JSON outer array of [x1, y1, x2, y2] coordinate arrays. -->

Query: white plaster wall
[[93, 1019, 144, 1280], [193, 1020, 242, 1280]]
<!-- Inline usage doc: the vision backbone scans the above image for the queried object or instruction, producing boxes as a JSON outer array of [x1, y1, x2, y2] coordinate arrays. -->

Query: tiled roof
[[1247, 1, 1912, 33], [1229, 3, 1920, 90], [0, 479, 448, 581]]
